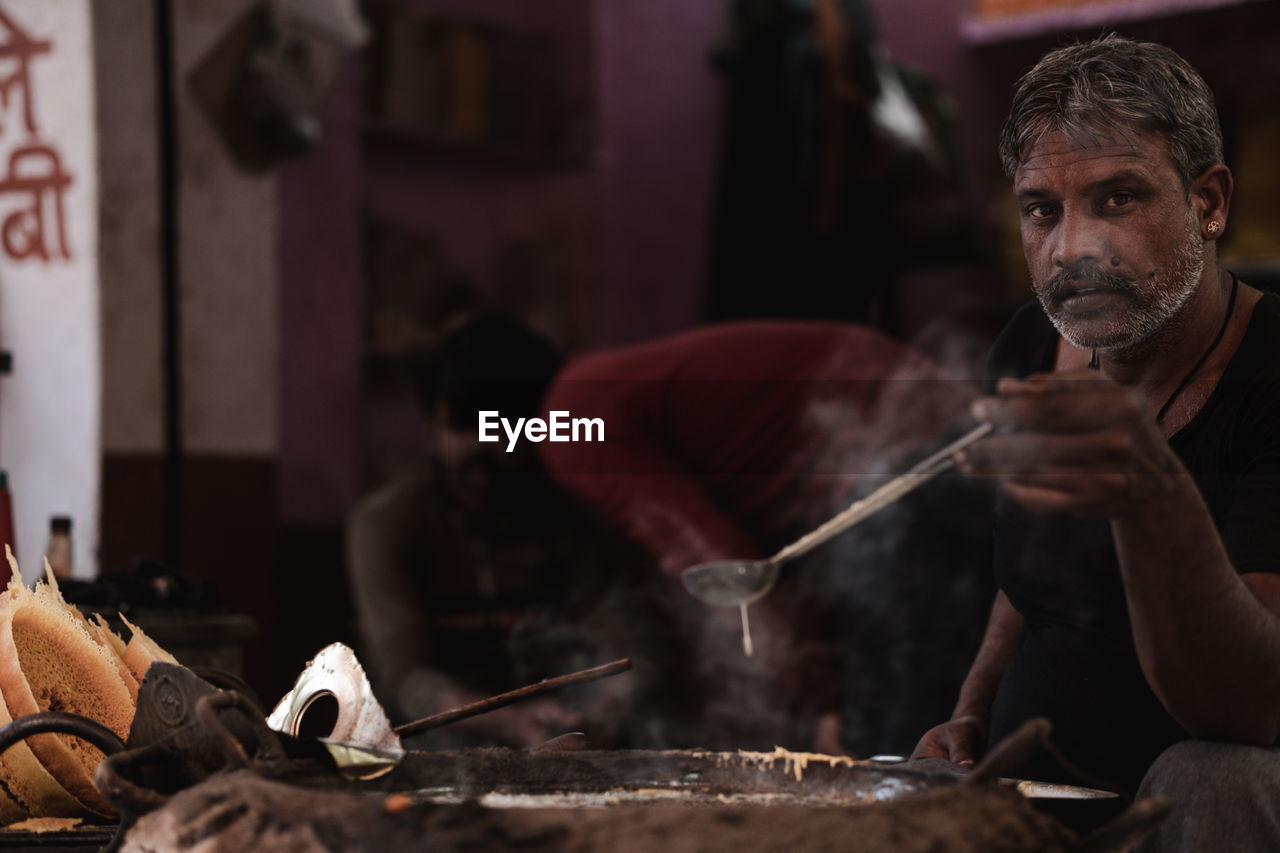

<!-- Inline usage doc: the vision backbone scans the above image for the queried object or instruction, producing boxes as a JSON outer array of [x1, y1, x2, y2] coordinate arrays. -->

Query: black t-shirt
[[985, 293, 1280, 794]]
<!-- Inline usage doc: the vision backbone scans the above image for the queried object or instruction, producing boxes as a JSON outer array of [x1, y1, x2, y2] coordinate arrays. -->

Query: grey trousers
[[1135, 740, 1280, 852]]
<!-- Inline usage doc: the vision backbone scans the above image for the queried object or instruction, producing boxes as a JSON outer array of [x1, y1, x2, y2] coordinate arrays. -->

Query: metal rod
[[154, 0, 183, 572], [393, 658, 633, 737]]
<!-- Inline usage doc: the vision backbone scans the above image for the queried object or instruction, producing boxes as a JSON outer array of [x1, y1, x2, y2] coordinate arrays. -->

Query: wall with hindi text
[[0, 0, 100, 581]]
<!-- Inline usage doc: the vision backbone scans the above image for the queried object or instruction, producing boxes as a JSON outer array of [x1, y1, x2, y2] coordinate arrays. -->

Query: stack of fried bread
[[0, 548, 177, 822]]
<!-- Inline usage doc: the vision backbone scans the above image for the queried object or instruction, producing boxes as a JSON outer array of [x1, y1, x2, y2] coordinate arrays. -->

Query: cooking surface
[[0, 747, 1141, 852], [373, 747, 956, 804]]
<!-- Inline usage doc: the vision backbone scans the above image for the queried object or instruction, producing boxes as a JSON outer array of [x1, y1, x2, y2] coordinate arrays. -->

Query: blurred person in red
[[540, 321, 993, 755]]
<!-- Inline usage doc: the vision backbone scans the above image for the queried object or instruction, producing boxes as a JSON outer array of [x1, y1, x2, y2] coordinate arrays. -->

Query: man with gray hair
[[912, 34, 1280, 849]]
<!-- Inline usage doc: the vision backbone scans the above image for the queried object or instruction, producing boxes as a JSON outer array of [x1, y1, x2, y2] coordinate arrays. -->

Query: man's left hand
[[957, 370, 1184, 517]]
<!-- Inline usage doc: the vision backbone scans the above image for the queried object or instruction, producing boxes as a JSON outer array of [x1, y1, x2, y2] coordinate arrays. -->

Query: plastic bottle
[[46, 515, 72, 580]]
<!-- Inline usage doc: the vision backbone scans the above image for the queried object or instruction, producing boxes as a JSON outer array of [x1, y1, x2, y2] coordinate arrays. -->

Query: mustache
[[1044, 264, 1137, 302]]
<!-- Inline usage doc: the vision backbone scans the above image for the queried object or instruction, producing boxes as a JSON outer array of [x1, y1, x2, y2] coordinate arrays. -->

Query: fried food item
[[0, 548, 179, 822], [0, 577, 134, 815], [38, 569, 140, 704], [5, 816, 83, 832], [118, 614, 178, 685], [0, 686, 84, 821], [88, 615, 140, 702]]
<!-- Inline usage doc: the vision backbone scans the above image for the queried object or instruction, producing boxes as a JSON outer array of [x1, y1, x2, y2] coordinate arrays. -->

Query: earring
[[1206, 220, 1223, 237]]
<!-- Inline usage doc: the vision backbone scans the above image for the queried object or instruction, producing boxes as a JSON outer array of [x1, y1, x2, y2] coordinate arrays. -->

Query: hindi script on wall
[[0, 5, 71, 264]]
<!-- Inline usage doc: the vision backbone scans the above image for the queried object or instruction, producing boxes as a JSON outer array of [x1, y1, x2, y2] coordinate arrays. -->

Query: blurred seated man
[[347, 312, 710, 749], [539, 321, 994, 755]]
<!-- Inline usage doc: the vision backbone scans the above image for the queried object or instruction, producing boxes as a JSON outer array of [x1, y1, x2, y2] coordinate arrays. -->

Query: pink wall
[[594, 0, 724, 344], [360, 0, 601, 351], [361, 0, 726, 348], [869, 0, 1009, 202], [277, 0, 728, 522], [277, 71, 364, 525]]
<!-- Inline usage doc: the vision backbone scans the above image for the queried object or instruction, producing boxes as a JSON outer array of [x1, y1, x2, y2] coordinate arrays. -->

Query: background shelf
[[959, 0, 1264, 45]]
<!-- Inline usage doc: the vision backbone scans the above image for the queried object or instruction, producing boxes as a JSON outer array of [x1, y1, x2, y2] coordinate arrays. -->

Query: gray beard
[[1037, 218, 1204, 353]]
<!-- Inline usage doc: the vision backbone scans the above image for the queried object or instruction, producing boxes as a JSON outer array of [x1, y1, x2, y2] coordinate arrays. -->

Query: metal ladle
[[681, 422, 994, 608]]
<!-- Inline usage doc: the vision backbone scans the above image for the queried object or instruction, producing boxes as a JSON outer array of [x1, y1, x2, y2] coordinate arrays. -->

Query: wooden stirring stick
[[393, 658, 633, 737]]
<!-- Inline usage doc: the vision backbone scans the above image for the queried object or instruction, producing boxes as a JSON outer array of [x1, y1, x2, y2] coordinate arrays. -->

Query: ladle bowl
[[680, 560, 780, 607], [680, 422, 994, 608]]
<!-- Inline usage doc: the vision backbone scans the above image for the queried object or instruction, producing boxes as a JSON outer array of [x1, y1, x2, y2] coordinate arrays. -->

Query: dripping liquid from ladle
[[682, 422, 995, 654]]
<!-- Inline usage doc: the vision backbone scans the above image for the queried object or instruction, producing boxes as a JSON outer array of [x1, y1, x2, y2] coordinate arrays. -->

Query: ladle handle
[[770, 422, 994, 565]]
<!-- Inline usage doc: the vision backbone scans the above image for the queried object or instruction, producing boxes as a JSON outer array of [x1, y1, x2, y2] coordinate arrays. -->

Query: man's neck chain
[[1087, 270, 1239, 424]]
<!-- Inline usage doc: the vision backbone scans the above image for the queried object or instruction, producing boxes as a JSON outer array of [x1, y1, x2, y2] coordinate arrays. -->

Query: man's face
[[435, 412, 542, 515], [1015, 129, 1206, 351]]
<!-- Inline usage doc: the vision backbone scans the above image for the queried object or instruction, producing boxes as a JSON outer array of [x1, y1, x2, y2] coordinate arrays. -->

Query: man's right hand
[[909, 716, 987, 769]]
